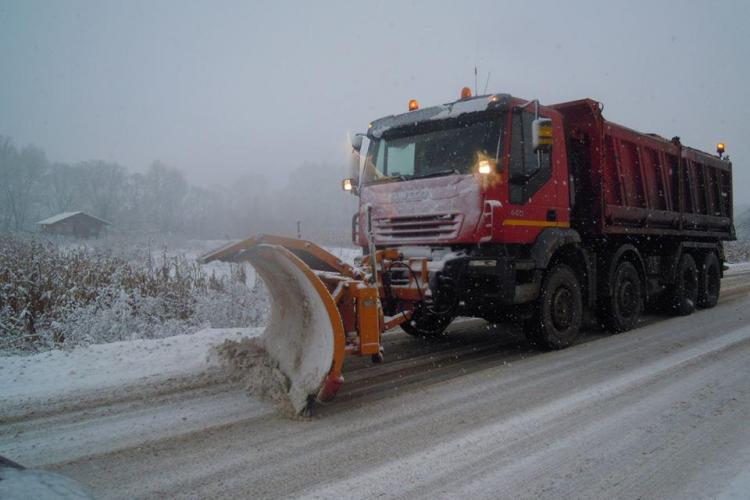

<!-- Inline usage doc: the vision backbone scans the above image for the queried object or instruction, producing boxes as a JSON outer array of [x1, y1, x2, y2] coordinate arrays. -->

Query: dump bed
[[552, 99, 734, 239]]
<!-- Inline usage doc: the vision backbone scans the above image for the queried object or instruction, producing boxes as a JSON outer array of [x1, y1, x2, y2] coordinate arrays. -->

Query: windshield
[[363, 118, 503, 184]]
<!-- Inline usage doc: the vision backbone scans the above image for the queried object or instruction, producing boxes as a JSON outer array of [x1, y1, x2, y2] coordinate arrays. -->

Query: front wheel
[[400, 305, 455, 338], [524, 264, 582, 350]]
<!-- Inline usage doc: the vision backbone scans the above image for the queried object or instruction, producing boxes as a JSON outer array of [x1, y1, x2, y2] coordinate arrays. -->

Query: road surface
[[2, 270, 750, 499]]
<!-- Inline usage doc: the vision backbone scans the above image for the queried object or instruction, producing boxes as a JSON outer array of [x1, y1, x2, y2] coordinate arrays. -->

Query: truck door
[[506, 109, 567, 235]]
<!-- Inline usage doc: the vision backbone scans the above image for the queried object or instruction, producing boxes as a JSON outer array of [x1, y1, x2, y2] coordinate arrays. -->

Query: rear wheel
[[667, 253, 698, 316], [400, 304, 455, 338], [525, 264, 582, 350], [697, 252, 721, 309], [602, 261, 643, 333]]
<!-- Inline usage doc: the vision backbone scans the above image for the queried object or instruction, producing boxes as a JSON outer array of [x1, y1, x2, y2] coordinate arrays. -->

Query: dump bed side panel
[[553, 99, 733, 239]]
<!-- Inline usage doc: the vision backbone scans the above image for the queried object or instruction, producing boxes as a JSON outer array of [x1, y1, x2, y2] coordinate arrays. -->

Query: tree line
[[0, 135, 357, 244]]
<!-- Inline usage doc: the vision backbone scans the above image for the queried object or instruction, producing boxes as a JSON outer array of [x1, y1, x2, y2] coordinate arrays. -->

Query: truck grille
[[373, 213, 462, 242]]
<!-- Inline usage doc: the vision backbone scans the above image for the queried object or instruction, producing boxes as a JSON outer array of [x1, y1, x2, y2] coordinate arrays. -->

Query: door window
[[509, 111, 552, 204]]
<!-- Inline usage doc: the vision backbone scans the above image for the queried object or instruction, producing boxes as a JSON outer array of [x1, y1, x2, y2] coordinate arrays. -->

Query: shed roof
[[37, 211, 112, 226]]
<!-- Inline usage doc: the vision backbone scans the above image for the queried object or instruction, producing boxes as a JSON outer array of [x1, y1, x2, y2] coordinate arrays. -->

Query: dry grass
[[0, 235, 266, 352]]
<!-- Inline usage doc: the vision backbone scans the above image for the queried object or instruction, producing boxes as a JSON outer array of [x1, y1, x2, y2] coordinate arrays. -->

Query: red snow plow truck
[[201, 89, 734, 414]]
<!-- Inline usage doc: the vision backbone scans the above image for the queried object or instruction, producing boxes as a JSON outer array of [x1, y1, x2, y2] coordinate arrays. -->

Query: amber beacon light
[[408, 99, 419, 111]]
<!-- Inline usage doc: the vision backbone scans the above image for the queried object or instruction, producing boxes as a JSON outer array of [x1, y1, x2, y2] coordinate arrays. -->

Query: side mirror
[[346, 133, 365, 195], [351, 134, 364, 153], [532, 118, 553, 152], [348, 149, 361, 194]]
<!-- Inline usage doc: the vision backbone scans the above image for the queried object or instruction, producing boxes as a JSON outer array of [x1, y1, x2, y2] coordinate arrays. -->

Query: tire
[[400, 304, 455, 338], [524, 264, 582, 350], [697, 252, 721, 309], [602, 261, 643, 333], [667, 253, 698, 316]]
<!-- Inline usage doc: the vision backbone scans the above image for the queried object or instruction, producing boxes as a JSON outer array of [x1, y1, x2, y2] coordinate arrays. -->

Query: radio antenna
[[474, 66, 478, 95], [483, 72, 491, 94]]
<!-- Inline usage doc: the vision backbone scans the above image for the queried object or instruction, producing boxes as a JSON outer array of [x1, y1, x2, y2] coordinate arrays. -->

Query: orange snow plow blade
[[200, 234, 394, 414]]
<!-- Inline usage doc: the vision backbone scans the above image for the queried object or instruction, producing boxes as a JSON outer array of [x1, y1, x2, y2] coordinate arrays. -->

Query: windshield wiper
[[367, 169, 455, 185], [367, 174, 408, 185], [410, 169, 460, 180]]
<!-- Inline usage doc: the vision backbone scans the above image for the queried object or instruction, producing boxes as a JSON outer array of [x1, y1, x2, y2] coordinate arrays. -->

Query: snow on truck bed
[[0, 327, 261, 420]]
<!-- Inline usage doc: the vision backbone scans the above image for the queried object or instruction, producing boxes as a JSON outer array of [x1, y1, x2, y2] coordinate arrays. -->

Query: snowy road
[[2, 270, 750, 499]]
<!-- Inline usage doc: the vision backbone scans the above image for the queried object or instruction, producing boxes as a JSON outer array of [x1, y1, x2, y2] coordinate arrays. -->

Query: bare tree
[[0, 137, 48, 231], [79, 160, 127, 223], [120, 172, 148, 231], [144, 161, 189, 233], [44, 163, 84, 214]]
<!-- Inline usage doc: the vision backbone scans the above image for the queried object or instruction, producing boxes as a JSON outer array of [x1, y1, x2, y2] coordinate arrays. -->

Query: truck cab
[[354, 93, 570, 249]]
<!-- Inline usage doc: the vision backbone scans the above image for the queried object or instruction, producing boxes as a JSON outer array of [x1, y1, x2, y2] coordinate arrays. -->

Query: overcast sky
[[1, 0, 748, 200]]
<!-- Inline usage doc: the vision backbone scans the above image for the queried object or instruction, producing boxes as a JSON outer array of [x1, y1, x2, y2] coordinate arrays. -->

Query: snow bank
[[725, 261, 750, 273], [215, 337, 298, 417], [0, 327, 261, 419]]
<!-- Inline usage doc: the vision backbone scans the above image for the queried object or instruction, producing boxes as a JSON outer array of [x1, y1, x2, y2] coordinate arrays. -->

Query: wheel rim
[[618, 278, 638, 317], [552, 286, 574, 330]]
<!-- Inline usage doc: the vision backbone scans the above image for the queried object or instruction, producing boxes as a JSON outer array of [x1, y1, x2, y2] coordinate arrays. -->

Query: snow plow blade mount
[[199, 235, 380, 414]]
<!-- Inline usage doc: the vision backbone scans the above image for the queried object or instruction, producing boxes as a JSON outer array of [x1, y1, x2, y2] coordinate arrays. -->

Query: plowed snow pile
[[215, 337, 300, 417], [0, 327, 262, 421]]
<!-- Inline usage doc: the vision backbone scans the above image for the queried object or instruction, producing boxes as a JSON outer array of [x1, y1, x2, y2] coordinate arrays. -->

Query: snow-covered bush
[[724, 241, 750, 263], [0, 235, 268, 353]]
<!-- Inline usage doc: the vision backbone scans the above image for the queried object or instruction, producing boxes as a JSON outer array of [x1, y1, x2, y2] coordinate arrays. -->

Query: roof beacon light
[[408, 99, 419, 111], [717, 142, 726, 158], [478, 160, 492, 175], [460, 87, 472, 100]]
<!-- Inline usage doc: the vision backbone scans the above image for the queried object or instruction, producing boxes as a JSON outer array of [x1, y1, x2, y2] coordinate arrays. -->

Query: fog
[[1, 0, 749, 236]]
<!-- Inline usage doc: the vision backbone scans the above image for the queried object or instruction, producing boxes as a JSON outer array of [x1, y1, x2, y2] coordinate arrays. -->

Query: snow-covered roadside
[[0, 243, 359, 421], [0, 327, 261, 420], [725, 261, 750, 274]]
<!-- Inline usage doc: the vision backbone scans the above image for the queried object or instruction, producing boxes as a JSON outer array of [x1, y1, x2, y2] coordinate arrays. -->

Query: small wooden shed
[[37, 211, 111, 238]]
